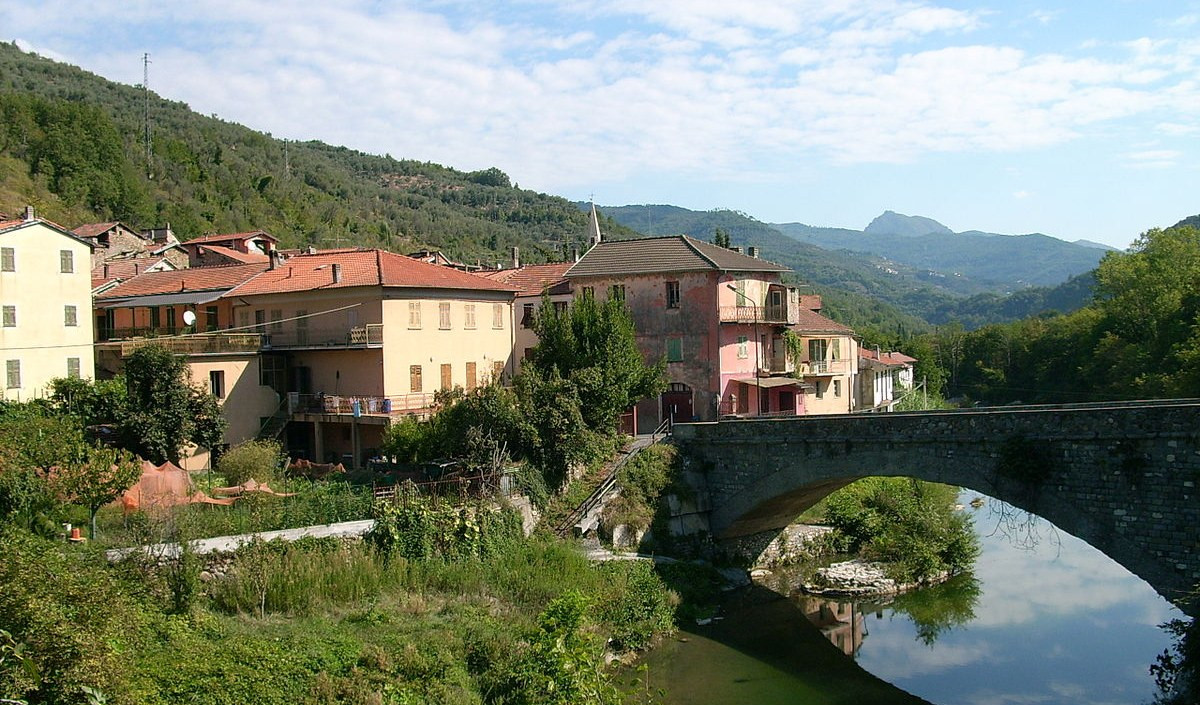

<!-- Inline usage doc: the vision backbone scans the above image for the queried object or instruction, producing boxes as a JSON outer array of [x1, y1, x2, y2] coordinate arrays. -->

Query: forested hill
[[0, 42, 639, 264]]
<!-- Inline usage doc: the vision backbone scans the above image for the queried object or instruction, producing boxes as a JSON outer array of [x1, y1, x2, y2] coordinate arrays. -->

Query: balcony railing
[[100, 332, 264, 356], [263, 323, 383, 349], [800, 359, 850, 375], [289, 392, 435, 417], [764, 353, 794, 374], [719, 305, 790, 324]]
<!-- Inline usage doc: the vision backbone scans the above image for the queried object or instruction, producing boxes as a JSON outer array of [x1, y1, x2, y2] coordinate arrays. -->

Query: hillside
[[773, 214, 1110, 287], [0, 42, 640, 264]]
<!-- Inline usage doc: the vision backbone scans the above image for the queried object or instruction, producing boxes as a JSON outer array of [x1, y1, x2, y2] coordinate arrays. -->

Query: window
[[493, 360, 504, 382], [666, 337, 683, 362], [440, 363, 452, 391], [493, 303, 505, 329], [149, 307, 161, 330], [5, 360, 19, 389], [464, 304, 476, 329], [737, 335, 748, 359], [166, 307, 176, 331], [410, 365, 423, 393], [2, 306, 14, 327], [833, 379, 842, 397], [59, 249, 74, 273], [209, 370, 225, 399], [582, 286, 595, 299], [238, 310, 250, 329], [1, 247, 13, 272], [815, 380, 824, 399], [254, 309, 265, 330], [809, 339, 827, 361], [666, 281, 680, 309], [831, 339, 841, 360], [408, 301, 422, 329], [64, 305, 77, 327], [609, 284, 625, 302], [295, 310, 308, 344], [67, 357, 81, 378], [269, 309, 282, 332], [466, 362, 477, 391], [260, 355, 286, 391], [553, 301, 568, 314], [439, 302, 451, 329], [521, 303, 535, 328], [205, 306, 219, 332]]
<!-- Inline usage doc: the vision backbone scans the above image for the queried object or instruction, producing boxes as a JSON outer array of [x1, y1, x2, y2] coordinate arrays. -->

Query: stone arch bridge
[[670, 400, 1200, 615]]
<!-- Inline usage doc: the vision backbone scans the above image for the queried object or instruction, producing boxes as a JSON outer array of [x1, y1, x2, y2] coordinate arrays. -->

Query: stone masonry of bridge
[[670, 400, 1200, 615]]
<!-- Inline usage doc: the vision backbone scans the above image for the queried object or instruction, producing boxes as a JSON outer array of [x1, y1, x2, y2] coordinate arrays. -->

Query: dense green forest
[[913, 224, 1200, 403], [0, 42, 640, 265]]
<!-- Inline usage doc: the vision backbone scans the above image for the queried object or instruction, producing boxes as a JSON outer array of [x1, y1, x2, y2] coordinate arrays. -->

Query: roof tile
[[96, 262, 268, 299], [566, 235, 789, 278]]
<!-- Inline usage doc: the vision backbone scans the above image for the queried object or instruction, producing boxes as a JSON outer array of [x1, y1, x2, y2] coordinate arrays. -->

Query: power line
[[0, 302, 363, 352]]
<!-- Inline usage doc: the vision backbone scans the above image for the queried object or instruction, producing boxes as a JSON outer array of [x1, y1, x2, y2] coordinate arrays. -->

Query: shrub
[[596, 561, 676, 651], [217, 439, 282, 486]]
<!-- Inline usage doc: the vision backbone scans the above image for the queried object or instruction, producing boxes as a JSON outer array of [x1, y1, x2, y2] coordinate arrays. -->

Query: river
[[630, 492, 1187, 705]]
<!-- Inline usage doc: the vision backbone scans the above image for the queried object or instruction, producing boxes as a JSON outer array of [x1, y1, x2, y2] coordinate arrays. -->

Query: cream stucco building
[[1, 211, 95, 400]]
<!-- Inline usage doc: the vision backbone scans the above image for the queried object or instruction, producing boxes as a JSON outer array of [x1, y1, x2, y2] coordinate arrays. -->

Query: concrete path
[[105, 519, 376, 562]]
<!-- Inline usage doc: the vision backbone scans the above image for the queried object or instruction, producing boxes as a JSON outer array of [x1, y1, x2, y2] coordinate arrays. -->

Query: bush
[[217, 440, 282, 486], [596, 561, 676, 651], [823, 477, 979, 583]]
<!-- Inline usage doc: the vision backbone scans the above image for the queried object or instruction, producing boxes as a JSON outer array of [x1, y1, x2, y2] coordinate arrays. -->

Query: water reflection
[[795, 595, 868, 656]]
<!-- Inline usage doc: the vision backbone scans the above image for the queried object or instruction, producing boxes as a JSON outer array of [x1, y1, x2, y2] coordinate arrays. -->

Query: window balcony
[[719, 305, 791, 325], [263, 323, 383, 349], [289, 392, 435, 418], [99, 331, 263, 355], [800, 359, 850, 376]]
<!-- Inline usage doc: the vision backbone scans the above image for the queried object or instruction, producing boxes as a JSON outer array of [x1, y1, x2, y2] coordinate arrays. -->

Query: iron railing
[[289, 392, 435, 416], [101, 332, 263, 355], [718, 305, 790, 324], [263, 323, 383, 349]]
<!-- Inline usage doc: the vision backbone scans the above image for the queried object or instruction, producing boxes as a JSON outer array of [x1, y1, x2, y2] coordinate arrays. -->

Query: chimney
[[732, 246, 744, 255], [269, 251, 278, 270], [748, 246, 759, 258], [22, 205, 34, 221], [306, 245, 316, 255], [572, 246, 580, 262], [134, 262, 140, 275], [103, 263, 109, 278], [511, 246, 520, 269], [332, 263, 342, 283]]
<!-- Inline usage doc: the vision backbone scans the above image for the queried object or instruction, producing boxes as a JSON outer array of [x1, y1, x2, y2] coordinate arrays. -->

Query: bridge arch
[[671, 400, 1200, 615]]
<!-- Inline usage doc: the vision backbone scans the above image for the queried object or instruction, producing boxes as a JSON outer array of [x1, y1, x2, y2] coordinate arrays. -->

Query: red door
[[661, 384, 694, 423]]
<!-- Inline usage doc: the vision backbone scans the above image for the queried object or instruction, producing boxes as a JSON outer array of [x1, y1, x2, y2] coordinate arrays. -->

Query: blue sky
[[4, 1, 1199, 248]]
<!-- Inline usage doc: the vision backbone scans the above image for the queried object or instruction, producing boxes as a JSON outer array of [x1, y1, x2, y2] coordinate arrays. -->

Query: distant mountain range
[[593, 204, 1108, 330], [773, 210, 1114, 289]]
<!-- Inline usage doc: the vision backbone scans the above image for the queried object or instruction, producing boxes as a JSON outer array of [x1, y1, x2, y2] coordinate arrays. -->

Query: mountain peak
[[865, 211, 954, 237]]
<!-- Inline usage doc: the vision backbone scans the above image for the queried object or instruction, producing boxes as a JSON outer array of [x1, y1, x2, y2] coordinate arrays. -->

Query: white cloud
[[1013, 190, 1030, 199], [1124, 149, 1182, 169]]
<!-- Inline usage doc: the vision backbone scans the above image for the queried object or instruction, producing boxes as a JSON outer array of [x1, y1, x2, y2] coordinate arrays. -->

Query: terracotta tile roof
[[478, 262, 574, 296], [0, 219, 23, 231], [225, 249, 517, 297], [566, 235, 789, 278], [790, 308, 854, 335], [96, 262, 268, 299], [197, 244, 270, 264], [860, 348, 917, 365], [73, 222, 122, 238], [91, 257, 173, 289], [181, 230, 278, 246]]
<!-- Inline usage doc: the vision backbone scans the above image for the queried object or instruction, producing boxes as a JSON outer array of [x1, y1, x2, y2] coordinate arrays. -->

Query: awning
[[100, 290, 226, 309], [732, 376, 816, 391]]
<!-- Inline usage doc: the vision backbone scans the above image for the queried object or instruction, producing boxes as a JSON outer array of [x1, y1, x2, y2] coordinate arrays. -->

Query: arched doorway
[[661, 382, 694, 424]]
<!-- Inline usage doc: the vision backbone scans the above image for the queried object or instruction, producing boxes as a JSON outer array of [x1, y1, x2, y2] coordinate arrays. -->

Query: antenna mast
[[142, 53, 152, 179]]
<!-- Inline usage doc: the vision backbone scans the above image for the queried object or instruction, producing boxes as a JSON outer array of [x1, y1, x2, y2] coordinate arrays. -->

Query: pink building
[[566, 235, 854, 432]]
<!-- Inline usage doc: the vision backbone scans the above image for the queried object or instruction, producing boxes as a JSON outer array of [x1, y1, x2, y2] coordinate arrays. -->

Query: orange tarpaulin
[[211, 478, 297, 497], [186, 490, 236, 506], [120, 461, 196, 512]]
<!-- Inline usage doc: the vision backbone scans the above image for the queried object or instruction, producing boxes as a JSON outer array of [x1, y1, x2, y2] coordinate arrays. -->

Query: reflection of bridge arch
[[671, 400, 1200, 615]]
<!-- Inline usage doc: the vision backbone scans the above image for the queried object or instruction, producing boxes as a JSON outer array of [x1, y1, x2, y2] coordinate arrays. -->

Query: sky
[[4, 1, 1199, 249]]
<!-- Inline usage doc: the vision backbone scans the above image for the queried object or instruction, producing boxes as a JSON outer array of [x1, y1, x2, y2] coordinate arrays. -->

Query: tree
[[712, 227, 731, 248], [527, 293, 665, 433], [118, 344, 227, 464], [53, 445, 140, 539]]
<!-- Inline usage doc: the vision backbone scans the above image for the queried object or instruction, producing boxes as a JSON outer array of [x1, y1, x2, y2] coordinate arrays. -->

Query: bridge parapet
[[672, 400, 1200, 614]]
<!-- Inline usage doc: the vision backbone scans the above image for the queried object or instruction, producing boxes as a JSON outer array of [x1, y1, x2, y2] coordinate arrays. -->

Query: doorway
[[661, 382, 694, 423]]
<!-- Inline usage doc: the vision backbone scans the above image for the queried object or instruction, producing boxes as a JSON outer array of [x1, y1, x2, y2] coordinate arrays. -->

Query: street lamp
[[727, 284, 761, 416]]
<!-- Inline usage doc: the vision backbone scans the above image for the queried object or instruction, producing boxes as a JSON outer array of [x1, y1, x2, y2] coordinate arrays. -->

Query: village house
[[73, 221, 187, 269], [564, 235, 857, 431], [181, 230, 276, 267], [218, 248, 517, 467], [0, 208, 96, 399], [856, 348, 917, 412], [477, 258, 574, 374], [93, 262, 272, 469]]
